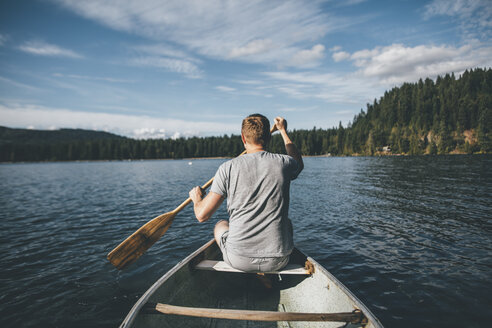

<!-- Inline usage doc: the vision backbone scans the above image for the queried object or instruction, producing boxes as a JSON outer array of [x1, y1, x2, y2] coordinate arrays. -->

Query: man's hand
[[274, 116, 288, 132], [189, 186, 204, 204], [189, 186, 224, 222]]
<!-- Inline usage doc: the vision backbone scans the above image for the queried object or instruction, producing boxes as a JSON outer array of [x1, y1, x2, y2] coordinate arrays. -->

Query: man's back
[[189, 115, 303, 272], [211, 151, 299, 257]]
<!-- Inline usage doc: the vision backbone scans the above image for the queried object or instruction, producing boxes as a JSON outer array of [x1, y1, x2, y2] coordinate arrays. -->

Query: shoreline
[[1, 152, 489, 165]]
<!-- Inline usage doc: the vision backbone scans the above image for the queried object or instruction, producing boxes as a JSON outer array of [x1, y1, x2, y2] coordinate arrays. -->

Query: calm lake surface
[[0, 155, 490, 327]]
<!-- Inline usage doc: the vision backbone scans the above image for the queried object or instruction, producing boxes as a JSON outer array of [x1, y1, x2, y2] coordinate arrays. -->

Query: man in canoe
[[189, 114, 303, 272]]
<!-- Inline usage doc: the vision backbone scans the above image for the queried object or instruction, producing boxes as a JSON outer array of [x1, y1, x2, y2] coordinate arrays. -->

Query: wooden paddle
[[107, 124, 278, 270], [146, 303, 366, 323]]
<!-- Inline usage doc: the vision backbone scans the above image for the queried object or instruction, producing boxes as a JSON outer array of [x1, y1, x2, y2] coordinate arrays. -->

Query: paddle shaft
[[146, 303, 365, 323]]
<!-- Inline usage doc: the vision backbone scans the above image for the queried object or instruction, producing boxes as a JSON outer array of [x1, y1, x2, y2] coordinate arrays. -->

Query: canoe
[[120, 239, 384, 328]]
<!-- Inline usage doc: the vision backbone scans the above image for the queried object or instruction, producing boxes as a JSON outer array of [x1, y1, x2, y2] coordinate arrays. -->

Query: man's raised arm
[[274, 116, 304, 174]]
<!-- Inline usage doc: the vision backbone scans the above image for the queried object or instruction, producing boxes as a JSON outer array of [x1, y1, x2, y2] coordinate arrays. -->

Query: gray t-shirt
[[210, 151, 300, 257]]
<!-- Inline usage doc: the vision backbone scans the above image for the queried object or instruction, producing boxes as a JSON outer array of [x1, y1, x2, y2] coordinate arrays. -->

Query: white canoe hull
[[120, 239, 384, 328]]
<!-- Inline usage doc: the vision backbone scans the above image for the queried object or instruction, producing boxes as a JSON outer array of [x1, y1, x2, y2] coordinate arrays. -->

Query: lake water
[[0, 155, 490, 327]]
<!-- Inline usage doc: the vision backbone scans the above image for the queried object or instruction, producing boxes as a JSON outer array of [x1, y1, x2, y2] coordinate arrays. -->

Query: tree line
[[341, 67, 491, 155], [1, 68, 490, 162]]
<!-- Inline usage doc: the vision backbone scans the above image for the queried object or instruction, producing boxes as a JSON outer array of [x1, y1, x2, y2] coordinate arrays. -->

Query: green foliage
[[1, 68, 491, 162], [427, 141, 438, 155], [347, 68, 491, 156]]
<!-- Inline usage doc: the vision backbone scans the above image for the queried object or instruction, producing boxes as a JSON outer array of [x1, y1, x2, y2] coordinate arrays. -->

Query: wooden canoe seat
[[194, 260, 311, 275]]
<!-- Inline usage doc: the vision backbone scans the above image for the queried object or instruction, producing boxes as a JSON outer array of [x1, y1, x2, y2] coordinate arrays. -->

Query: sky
[[0, 0, 491, 139]]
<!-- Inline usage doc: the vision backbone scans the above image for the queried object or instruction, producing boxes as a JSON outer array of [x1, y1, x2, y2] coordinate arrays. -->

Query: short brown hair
[[241, 113, 271, 146]]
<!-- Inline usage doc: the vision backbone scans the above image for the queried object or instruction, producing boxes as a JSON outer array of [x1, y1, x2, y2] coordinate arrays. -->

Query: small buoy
[[188, 162, 192, 165]]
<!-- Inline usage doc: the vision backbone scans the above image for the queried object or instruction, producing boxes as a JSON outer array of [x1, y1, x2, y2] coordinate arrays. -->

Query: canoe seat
[[194, 260, 311, 275]]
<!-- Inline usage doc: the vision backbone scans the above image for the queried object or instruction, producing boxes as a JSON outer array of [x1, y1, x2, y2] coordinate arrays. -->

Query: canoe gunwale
[[119, 239, 216, 328], [119, 239, 384, 328]]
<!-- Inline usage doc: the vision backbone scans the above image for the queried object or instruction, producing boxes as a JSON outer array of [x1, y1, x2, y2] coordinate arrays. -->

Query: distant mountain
[[0, 126, 126, 145], [0, 127, 128, 162]]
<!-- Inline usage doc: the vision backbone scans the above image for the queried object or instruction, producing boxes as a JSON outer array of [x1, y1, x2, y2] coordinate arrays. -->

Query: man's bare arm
[[274, 117, 304, 173], [189, 187, 224, 222]]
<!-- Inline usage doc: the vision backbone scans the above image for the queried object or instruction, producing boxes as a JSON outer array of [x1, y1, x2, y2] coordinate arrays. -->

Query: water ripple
[[0, 156, 491, 327]]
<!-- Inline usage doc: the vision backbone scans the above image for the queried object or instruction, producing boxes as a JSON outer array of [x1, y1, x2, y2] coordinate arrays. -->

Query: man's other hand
[[274, 116, 287, 132], [189, 186, 204, 203]]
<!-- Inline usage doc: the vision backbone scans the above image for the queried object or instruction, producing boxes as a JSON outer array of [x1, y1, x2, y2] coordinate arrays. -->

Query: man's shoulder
[[266, 152, 300, 177], [226, 151, 296, 167], [265, 152, 298, 164], [217, 158, 233, 170]]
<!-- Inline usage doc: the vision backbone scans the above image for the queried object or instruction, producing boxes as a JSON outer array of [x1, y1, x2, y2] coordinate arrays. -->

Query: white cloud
[[215, 86, 236, 92], [229, 39, 273, 58], [129, 56, 202, 78], [129, 43, 203, 78], [260, 39, 491, 105], [263, 71, 381, 104], [0, 103, 236, 138], [18, 40, 83, 58], [424, 0, 485, 19], [347, 43, 492, 84], [423, 0, 492, 39], [53, 0, 341, 65], [170, 132, 181, 140], [350, 48, 380, 61], [261, 41, 492, 106], [235, 79, 265, 85], [288, 44, 325, 68], [133, 44, 197, 61], [133, 127, 167, 139], [332, 51, 350, 62]]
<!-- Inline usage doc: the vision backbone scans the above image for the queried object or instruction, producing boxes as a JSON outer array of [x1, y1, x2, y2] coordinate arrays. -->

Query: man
[[189, 114, 303, 272]]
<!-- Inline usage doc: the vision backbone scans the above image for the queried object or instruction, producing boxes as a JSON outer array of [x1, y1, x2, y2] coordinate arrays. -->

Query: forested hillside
[[1, 68, 490, 162], [0, 127, 126, 162], [339, 67, 491, 155]]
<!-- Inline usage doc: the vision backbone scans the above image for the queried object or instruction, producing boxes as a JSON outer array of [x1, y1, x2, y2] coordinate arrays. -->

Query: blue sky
[[0, 0, 491, 139]]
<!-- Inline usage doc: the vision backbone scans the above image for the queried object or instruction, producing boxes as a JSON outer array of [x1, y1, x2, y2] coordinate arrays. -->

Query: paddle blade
[[107, 211, 177, 270]]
